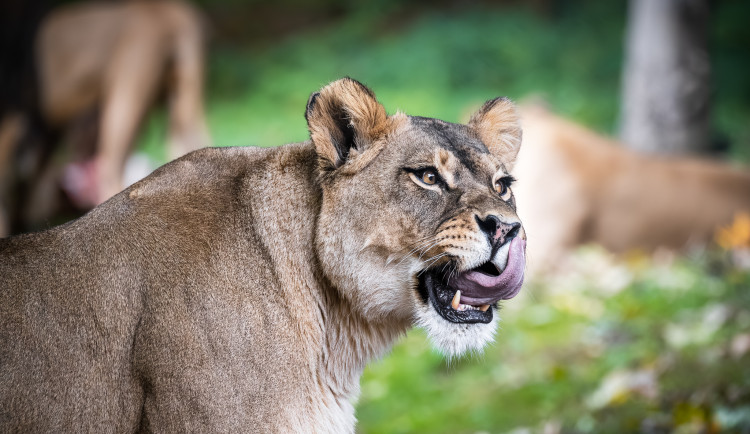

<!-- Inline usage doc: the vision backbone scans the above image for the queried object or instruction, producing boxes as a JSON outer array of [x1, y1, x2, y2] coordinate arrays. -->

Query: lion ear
[[468, 97, 522, 171], [305, 78, 388, 171]]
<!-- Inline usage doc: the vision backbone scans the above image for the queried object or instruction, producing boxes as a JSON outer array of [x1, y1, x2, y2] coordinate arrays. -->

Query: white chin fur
[[413, 301, 499, 359]]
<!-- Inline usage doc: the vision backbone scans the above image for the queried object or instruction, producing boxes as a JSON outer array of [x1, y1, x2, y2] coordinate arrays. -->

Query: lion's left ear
[[305, 78, 389, 173], [468, 97, 522, 171]]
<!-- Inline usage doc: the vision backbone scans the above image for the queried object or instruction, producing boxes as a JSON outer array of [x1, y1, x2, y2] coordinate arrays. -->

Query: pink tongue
[[448, 238, 526, 305]]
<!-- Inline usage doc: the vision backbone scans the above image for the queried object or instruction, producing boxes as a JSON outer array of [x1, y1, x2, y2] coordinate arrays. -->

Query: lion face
[[308, 79, 526, 357]]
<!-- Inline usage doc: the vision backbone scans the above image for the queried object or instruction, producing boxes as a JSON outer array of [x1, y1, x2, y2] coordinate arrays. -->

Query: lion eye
[[495, 178, 513, 200], [407, 167, 443, 189], [421, 170, 438, 185], [494, 180, 506, 195]]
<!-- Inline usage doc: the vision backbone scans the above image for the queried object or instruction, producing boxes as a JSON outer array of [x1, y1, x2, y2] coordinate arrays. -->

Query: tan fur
[[434, 148, 459, 188], [0, 114, 25, 236], [0, 79, 525, 432], [514, 105, 750, 272], [306, 79, 389, 172], [36, 0, 210, 202], [469, 97, 522, 171]]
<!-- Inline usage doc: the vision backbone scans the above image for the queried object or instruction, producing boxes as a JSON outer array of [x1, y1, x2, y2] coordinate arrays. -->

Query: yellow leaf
[[715, 213, 750, 250]]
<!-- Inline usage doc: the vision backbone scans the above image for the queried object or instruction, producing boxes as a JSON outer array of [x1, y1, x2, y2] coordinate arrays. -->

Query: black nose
[[475, 214, 521, 247]]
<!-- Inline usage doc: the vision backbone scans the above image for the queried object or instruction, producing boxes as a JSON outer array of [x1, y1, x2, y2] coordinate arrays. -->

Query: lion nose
[[475, 214, 521, 247]]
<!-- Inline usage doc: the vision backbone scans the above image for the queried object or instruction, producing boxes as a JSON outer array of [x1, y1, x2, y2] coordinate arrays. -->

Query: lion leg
[[164, 3, 210, 160], [94, 17, 168, 204], [0, 113, 24, 236]]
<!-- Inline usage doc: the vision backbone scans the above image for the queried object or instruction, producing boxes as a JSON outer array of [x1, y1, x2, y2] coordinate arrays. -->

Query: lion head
[[307, 78, 526, 358]]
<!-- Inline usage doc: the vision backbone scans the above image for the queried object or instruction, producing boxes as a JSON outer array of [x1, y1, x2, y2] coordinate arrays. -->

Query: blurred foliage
[[136, 1, 750, 162], [206, 0, 626, 146], [716, 213, 750, 251], [357, 246, 750, 433], [712, 0, 750, 162]]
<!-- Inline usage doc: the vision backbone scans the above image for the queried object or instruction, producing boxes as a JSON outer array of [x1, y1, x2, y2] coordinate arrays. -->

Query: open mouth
[[417, 238, 526, 324]]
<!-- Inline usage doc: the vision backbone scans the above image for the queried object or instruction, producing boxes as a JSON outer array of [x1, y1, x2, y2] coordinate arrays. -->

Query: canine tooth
[[480, 304, 490, 312], [451, 290, 461, 310]]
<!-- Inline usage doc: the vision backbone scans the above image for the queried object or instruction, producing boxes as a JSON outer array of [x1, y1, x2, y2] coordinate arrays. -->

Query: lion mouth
[[417, 238, 526, 324]]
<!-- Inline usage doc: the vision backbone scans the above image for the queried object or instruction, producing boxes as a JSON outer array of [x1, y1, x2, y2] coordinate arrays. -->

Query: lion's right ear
[[305, 78, 388, 171], [468, 97, 522, 172]]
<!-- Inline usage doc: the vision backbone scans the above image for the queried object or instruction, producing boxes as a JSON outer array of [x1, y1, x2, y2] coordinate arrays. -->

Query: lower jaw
[[418, 272, 493, 324]]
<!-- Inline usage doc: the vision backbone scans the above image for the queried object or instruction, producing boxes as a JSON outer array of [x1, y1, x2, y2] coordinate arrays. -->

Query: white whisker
[[418, 253, 450, 275], [393, 237, 442, 267]]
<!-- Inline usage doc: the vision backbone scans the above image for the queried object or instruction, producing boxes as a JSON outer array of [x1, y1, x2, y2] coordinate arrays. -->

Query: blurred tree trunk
[[619, 0, 711, 154]]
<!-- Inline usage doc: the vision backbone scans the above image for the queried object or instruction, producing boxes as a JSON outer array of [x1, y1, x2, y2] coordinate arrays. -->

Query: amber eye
[[494, 180, 506, 195], [495, 178, 512, 200], [421, 170, 438, 185]]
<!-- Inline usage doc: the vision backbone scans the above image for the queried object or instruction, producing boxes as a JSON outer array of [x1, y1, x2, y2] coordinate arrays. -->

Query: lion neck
[[257, 143, 409, 409], [315, 281, 409, 405]]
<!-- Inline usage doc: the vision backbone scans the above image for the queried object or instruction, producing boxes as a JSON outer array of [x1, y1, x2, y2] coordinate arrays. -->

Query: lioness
[[0, 78, 526, 432], [514, 104, 750, 273], [0, 0, 210, 238], [38, 0, 210, 204]]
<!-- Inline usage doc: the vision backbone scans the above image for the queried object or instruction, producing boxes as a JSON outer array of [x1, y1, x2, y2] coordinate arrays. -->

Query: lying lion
[[0, 79, 526, 432], [514, 105, 750, 273]]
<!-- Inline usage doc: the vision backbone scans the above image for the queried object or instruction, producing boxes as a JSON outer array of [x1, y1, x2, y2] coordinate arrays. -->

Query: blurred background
[[1, 0, 749, 431]]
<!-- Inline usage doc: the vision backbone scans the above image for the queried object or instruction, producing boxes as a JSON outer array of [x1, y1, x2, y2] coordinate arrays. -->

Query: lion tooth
[[451, 290, 461, 310], [480, 304, 490, 312]]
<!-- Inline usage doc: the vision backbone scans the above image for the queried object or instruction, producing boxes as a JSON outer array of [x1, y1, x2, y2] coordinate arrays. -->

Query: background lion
[[514, 105, 750, 273], [0, 0, 210, 236]]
